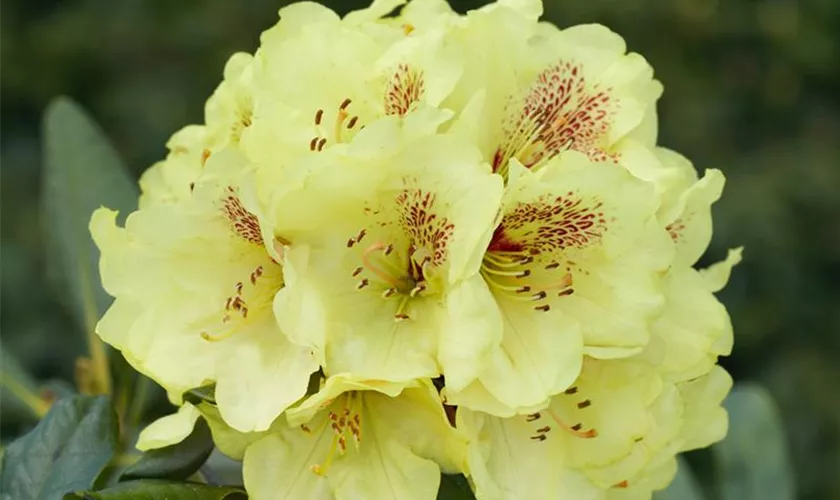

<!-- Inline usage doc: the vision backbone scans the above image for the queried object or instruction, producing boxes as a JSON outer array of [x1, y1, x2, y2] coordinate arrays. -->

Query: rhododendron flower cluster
[[92, 0, 740, 498]]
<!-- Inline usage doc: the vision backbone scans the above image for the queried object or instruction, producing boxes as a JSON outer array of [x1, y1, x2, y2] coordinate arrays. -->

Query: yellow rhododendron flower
[[438, 0, 662, 179], [444, 150, 672, 411], [92, 151, 317, 432], [274, 131, 503, 385], [635, 148, 741, 382], [457, 359, 732, 499], [89, 0, 740, 498], [243, 374, 466, 500]]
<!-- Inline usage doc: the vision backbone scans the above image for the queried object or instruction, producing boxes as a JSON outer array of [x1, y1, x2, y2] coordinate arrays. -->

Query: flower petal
[[136, 403, 201, 451], [438, 275, 504, 393]]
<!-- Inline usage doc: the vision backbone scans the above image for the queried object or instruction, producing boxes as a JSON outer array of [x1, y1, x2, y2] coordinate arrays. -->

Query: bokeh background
[[2, 0, 838, 498]]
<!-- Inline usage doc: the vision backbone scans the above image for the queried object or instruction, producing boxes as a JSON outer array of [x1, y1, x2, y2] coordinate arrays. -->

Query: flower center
[[526, 385, 598, 442], [348, 232, 432, 322], [492, 60, 617, 180], [199, 190, 286, 341], [480, 250, 574, 313], [309, 98, 363, 152], [305, 391, 364, 476]]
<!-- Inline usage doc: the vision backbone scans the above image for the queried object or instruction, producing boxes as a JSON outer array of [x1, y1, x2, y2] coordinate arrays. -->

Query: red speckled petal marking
[[222, 187, 263, 245], [666, 218, 687, 242], [395, 188, 454, 267], [493, 61, 618, 172], [490, 192, 607, 255], [384, 64, 426, 117]]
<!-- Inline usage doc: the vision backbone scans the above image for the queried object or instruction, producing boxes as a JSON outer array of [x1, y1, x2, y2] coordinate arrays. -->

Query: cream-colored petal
[[243, 432, 333, 500], [329, 433, 440, 500], [457, 407, 566, 499], [366, 381, 467, 474], [215, 319, 317, 432], [438, 275, 503, 392], [136, 403, 201, 451], [464, 296, 583, 413], [700, 247, 743, 293]]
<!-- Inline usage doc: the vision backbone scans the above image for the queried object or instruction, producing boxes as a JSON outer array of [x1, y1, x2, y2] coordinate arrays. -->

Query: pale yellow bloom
[[457, 357, 669, 498], [242, 0, 462, 197], [457, 358, 732, 499], [635, 148, 741, 382], [93, 150, 316, 432], [273, 131, 504, 385], [445, 151, 673, 412], [243, 374, 466, 500], [438, 0, 662, 179]]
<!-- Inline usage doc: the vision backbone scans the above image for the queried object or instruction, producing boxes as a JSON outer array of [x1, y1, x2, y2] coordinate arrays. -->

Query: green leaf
[[64, 480, 246, 500], [42, 96, 139, 395], [437, 474, 475, 500], [42, 96, 138, 334], [121, 419, 214, 481], [713, 383, 795, 500], [0, 342, 51, 421], [0, 395, 119, 500], [654, 457, 705, 500]]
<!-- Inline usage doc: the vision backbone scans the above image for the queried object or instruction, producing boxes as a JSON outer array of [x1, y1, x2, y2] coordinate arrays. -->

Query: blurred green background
[[1, 0, 838, 498]]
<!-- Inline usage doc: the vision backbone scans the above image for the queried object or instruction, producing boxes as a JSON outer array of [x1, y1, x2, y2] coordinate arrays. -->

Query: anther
[[317, 138, 327, 151], [340, 98, 352, 110], [347, 116, 359, 129], [409, 283, 426, 297], [537, 426, 551, 433], [315, 109, 324, 125], [352, 267, 363, 277], [357, 279, 369, 290], [347, 238, 356, 248], [532, 291, 547, 300], [526, 413, 541, 422], [394, 312, 410, 321], [564, 386, 578, 395], [383, 244, 393, 256], [545, 262, 560, 269], [516, 286, 532, 293], [530, 434, 547, 442], [517, 269, 531, 278], [301, 424, 311, 433], [356, 229, 367, 243], [310, 137, 318, 151], [577, 399, 592, 409], [534, 304, 551, 312], [382, 288, 397, 299]]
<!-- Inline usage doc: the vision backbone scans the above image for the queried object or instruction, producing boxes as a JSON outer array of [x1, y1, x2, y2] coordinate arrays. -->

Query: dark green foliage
[[64, 481, 246, 500], [0, 396, 118, 500], [121, 420, 215, 482], [438, 474, 475, 500]]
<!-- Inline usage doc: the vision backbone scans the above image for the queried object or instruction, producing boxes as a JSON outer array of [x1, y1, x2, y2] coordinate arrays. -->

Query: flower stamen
[[309, 392, 363, 476]]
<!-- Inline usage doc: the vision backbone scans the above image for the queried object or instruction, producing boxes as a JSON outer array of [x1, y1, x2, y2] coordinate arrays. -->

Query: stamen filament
[[547, 408, 598, 439], [362, 243, 402, 287]]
